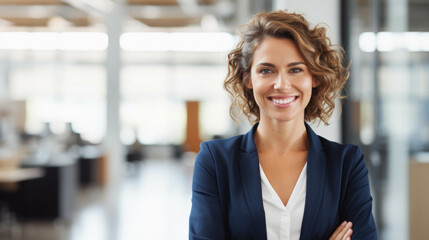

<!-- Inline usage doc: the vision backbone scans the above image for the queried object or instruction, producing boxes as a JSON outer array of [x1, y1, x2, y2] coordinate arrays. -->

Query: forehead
[[252, 37, 304, 64]]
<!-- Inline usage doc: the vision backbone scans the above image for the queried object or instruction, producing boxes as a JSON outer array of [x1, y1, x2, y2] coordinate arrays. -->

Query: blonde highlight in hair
[[224, 10, 349, 125]]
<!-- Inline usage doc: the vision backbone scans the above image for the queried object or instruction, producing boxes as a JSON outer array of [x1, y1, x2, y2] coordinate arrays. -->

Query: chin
[[266, 111, 304, 123], [270, 115, 297, 123]]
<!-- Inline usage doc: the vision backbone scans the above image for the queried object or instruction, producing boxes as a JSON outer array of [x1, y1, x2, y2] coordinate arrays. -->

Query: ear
[[312, 77, 319, 88], [244, 72, 253, 89]]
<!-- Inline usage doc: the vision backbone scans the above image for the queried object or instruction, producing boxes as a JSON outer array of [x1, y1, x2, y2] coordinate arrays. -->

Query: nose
[[274, 73, 291, 90]]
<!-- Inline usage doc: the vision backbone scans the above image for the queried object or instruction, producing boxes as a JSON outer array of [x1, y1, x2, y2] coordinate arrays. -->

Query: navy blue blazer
[[189, 123, 377, 240]]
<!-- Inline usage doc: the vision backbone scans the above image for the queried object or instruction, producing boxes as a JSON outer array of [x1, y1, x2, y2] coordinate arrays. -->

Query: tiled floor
[[0, 155, 406, 240], [0, 157, 194, 240]]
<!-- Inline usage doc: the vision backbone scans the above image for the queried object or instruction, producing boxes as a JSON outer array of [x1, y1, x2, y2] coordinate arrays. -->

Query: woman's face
[[247, 37, 316, 124]]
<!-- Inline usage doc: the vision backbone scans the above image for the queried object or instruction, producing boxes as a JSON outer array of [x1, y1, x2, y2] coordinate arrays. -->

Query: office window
[[121, 64, 230, 144], [10, 61, 106, 143]]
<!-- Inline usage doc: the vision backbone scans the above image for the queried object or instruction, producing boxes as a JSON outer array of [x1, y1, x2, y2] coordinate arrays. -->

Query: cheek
[[251, 80, 268, 98], [251, 83, 266, 106], [303, 77, 314, 91]]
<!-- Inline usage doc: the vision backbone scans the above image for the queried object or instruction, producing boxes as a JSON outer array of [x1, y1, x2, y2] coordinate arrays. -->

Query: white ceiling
[[0, 0, 238, 30]]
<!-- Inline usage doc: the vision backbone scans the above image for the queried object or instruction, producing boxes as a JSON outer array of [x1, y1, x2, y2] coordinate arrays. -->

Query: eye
[[259, 69, 273, 74], [290, 67, 303, 73]]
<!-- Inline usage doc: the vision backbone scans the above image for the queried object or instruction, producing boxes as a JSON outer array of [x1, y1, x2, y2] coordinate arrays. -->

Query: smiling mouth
[[269, 96, 297, 105]]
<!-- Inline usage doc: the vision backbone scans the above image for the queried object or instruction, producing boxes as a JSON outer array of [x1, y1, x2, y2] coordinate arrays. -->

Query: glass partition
[[343, 0, 429, 239]]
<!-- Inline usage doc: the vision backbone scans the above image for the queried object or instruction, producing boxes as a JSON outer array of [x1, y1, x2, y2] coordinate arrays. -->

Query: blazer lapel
[[238, 124, 267, 240], [300, 123, 327, 240]]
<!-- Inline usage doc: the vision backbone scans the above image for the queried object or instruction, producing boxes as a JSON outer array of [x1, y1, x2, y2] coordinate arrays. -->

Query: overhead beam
[[127, 5, 189, 19], [128, 3, 234, 19], [0, 0, 235, 28], [0, 0, 64, 5], [1, 17, 51, 26], [177, 0, 235, 19], [0, 5, 86, 18], [127, 0, 220, 6], [128, 0, 178, 5], [0, 17, 89, 27], [197, 0, 220, 5], [61, 0, 114, 16], [135, 17, 200, 27]]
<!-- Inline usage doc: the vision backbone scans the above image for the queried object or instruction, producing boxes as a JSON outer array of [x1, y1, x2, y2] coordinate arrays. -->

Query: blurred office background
[[0, 0, 428, 239]]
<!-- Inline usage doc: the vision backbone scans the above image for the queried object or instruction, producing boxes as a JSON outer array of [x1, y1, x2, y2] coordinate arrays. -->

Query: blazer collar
[[300, 123, 327, 240], [239, 122, 327, 240], [238, 123, 267, 240], [240, 123, 258, 152]]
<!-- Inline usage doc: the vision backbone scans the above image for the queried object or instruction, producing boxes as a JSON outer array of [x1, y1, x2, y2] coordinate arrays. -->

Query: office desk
[[0, 167, 44, 228], [0, 168, 43, 183], [16, 157, 78, 220]]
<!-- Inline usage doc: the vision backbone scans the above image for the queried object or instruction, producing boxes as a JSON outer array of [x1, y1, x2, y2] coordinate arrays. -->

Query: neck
[[254, 119, 309, 154]]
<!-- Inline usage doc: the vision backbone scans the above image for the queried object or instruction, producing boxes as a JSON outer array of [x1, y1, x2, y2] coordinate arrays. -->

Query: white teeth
[[272, 97, 294, 104]]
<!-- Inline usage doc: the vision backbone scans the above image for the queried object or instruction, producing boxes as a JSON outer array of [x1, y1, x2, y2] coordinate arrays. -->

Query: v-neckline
[[259, 163, 307, 209]]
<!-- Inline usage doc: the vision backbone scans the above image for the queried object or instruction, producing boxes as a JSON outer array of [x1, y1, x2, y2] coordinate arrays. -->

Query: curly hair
[[224, 10, 349, 125]]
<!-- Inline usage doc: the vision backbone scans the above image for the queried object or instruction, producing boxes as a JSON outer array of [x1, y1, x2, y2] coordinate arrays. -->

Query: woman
[[189, 10, 377, 240]]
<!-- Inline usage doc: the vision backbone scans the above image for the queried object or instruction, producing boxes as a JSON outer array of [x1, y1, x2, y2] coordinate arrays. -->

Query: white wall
[[273, 0, 342, 142]]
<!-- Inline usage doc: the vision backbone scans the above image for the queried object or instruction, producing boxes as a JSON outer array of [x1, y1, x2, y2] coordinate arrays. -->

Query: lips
[[268, 96, 298, 105]]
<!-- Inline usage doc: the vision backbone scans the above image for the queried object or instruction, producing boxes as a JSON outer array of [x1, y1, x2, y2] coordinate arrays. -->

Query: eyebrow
[[255, 62, 306, 68], [287, 62, 306, 67]]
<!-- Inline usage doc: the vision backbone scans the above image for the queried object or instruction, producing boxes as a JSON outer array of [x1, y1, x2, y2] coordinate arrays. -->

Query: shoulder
[[200, 135, 244, 153], [318, 135, 361, 156], [305, 123, 362, 162], [319, 137, 368, 185], [314, 137, 366, 177], [192, 135, 245, 189], [196, 134, 244, 166]]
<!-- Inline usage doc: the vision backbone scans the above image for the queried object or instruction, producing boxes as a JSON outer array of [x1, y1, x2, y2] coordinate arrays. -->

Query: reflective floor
[[0, 158, 194, 240]]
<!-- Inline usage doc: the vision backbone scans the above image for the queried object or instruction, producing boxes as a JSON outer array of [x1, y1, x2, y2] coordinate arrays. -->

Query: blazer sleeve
[[341, 146, 378, 239], [189, 142, 226, 240]]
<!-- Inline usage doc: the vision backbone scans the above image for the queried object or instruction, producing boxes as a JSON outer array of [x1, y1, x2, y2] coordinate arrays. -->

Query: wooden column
[[185, 101, 201, 153], [409, 160, 429, 239]]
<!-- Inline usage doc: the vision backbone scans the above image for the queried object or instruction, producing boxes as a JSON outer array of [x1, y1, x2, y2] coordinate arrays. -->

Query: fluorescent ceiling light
[[0, 32, 108, 51], [0, 32, 32, 50], [359, 32, 376, 52], [59, 32, 108, 51], [170, 32, 234, 52], [0, 31, 235, 52], [359, 32, 429, 52], [121, 32, 236, 52], [120, 32, 170, 51]]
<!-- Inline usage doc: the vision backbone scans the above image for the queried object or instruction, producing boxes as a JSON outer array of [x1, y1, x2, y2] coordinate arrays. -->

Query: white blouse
[[259, 163, 307, 240]]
